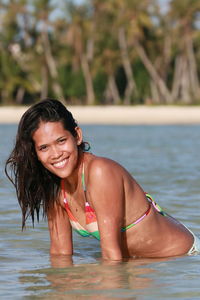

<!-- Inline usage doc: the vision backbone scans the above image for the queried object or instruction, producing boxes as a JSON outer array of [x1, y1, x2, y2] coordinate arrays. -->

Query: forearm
[[49, 229, 73, 255], [101, 245, 123, 261], [50, 253, 73, 267], [48, 206, 73, 256], [50, 239, 73, 256]]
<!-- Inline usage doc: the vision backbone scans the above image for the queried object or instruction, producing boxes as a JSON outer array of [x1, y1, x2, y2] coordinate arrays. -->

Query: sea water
[[1, 124, 200, 299]]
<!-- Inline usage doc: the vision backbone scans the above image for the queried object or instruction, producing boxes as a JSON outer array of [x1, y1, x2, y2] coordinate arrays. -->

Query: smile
[[52, 159, 67, 168]]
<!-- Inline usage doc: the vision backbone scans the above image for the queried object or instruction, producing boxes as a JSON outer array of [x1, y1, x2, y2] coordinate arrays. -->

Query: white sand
[[0, 105, 200, 125]]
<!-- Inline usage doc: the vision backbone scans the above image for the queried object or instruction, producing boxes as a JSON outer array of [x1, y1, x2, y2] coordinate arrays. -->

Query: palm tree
[[91, 0, 122, 104], [169, 0, 200, 103], [32, 0, 65, 102], [127, 0, 173, 104], [0, 0, 36, 104], [60, 1, 95, 104], [118, 26, 138, 104]]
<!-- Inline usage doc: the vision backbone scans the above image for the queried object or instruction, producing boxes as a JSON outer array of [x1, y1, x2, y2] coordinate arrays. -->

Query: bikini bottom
[[186, 227, 200, 255]]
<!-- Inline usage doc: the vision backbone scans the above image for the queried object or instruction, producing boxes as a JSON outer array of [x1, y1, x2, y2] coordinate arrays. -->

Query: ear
[[75, 127, 83, 146]]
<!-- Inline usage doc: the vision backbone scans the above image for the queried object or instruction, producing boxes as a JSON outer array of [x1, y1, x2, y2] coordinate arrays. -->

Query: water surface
[[1, 124, 200, 299]]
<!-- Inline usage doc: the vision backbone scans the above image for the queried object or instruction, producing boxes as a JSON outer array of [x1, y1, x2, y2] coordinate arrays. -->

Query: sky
[[159, 0, 170, 13], [50, 0, 171, 21]]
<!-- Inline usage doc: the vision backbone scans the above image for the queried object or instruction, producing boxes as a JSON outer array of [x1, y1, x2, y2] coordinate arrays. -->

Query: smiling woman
[[5, 99, 89, 229], [32, 122, 82, 179], [5, 99, 200, 261]]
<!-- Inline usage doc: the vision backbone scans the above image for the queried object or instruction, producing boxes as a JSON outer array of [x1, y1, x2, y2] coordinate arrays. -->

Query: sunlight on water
[[1, 124, 200, 299]]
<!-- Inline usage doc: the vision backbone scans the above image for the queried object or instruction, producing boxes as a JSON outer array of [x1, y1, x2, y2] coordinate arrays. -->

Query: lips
[[52, 158, 67, 168]]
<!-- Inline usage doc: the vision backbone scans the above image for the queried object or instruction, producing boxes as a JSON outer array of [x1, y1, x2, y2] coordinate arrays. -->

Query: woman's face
[[32, 121, 82, 179]]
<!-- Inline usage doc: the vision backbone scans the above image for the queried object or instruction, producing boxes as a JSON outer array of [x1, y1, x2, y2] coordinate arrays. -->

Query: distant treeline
[[1, 0, 200, 105]]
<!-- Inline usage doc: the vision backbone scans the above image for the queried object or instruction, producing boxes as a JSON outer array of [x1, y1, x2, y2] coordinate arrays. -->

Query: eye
[[58, 138, 67, 144], [38, 145, 48, 152]]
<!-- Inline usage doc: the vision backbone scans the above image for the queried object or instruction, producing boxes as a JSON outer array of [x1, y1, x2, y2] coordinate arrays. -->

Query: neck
[[64, 151, 84, 194]]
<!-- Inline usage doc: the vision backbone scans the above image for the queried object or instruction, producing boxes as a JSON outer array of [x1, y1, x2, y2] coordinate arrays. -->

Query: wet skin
[[32, 121, 194, 260]]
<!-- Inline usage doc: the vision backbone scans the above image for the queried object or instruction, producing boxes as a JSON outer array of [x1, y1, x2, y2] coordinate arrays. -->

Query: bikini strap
[[82, 161, 96, 216], [62, 162, 86, 201], [81, 163, 87, 192], [145, 193, 167, 216]]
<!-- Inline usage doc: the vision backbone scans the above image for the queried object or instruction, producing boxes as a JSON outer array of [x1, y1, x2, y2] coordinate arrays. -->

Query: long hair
[[5, 99, 88, 229]]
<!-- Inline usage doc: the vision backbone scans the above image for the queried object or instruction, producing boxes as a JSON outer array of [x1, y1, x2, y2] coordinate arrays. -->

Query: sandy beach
[[0, 105, 200, 125]]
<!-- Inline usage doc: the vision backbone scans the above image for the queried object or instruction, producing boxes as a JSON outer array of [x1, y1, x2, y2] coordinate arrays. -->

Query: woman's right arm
[[47, 200, 73, 256]]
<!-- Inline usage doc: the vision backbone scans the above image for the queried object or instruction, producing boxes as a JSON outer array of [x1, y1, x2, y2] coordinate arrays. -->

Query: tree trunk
[[172, 54, 194, 104], [162, 35, 172, 81], [107, 73, 121, 105], [172, 55, 182, 101], [135, 41, 173, 104], [150, 80, 161, 104], [185, 35, 200, 98], [118, 27, 138, 104], [180, 57, 191, 104], [80, 53, 95, 105], [41, 30, 65, 102], [40, 64, 48, 99], [86, 38, 94, 62], [15, 86, 25, 104]]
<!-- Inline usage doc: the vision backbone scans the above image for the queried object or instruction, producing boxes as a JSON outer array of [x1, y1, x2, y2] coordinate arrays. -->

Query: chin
[[53, 168, 73, 179]]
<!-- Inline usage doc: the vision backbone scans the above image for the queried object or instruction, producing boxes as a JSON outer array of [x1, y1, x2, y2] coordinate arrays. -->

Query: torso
[[61, 152, 194, 258]]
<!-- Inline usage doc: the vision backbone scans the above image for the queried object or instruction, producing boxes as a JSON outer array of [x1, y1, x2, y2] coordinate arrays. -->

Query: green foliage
[[134, 59, 150, 104], [59, 65, 86, 104], [93, 71, 107, 104], [1, 0, 200, 105]]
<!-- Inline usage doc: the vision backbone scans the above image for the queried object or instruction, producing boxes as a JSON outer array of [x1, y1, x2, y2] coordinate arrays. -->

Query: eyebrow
[[57, 135, 67, 140], [36, 135, 67, 148], [36, 143, 48, 149]]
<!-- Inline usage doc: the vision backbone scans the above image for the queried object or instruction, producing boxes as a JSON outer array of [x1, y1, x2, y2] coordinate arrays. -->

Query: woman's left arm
[[88, 159, 125, 261]]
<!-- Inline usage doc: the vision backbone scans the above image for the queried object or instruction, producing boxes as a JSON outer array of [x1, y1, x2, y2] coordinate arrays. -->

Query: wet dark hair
[[5, 98, 89, 229]]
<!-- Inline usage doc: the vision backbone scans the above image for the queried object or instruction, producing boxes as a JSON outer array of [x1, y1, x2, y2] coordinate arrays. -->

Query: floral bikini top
[[62, 164, 166, 240]]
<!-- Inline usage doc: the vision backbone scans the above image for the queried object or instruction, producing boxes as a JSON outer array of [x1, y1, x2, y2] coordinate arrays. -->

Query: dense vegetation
[[1, 0, 200, 105]]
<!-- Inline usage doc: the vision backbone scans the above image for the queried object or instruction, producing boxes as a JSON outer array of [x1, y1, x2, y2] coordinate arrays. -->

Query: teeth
[[53, 159, 67, 168]]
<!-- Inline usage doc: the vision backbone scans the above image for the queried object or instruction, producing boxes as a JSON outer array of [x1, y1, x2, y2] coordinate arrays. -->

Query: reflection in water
[[19, 256, 174, 299], [2, 125, 200, 299]]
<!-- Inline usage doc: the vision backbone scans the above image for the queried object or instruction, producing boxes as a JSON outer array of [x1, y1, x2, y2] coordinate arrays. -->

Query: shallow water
[[1, 124, 200, 299]]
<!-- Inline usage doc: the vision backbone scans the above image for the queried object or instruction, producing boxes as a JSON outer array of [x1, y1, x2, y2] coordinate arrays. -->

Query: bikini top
[[62, 163, 100, 239], [62, 163, 166, 240]]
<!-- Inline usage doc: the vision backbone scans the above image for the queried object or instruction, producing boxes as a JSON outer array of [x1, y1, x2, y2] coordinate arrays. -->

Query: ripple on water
[[1, 124, 200, 299]]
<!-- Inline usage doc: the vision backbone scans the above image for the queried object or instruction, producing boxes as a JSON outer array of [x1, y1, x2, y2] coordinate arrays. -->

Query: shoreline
[[0, 105, 200, 125]]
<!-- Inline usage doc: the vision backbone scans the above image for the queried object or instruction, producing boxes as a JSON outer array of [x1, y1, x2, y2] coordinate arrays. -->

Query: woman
[[5, 99, 200, 260]]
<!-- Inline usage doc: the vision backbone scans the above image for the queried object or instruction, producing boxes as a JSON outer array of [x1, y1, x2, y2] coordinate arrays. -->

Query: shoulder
[[87, 155, 124, 186], [88, 155, 120, 174], [85, 156, 126, 217]]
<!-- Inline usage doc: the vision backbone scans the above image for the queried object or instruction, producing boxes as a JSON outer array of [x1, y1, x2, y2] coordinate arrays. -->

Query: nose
[[50, 145, 62, 159]]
